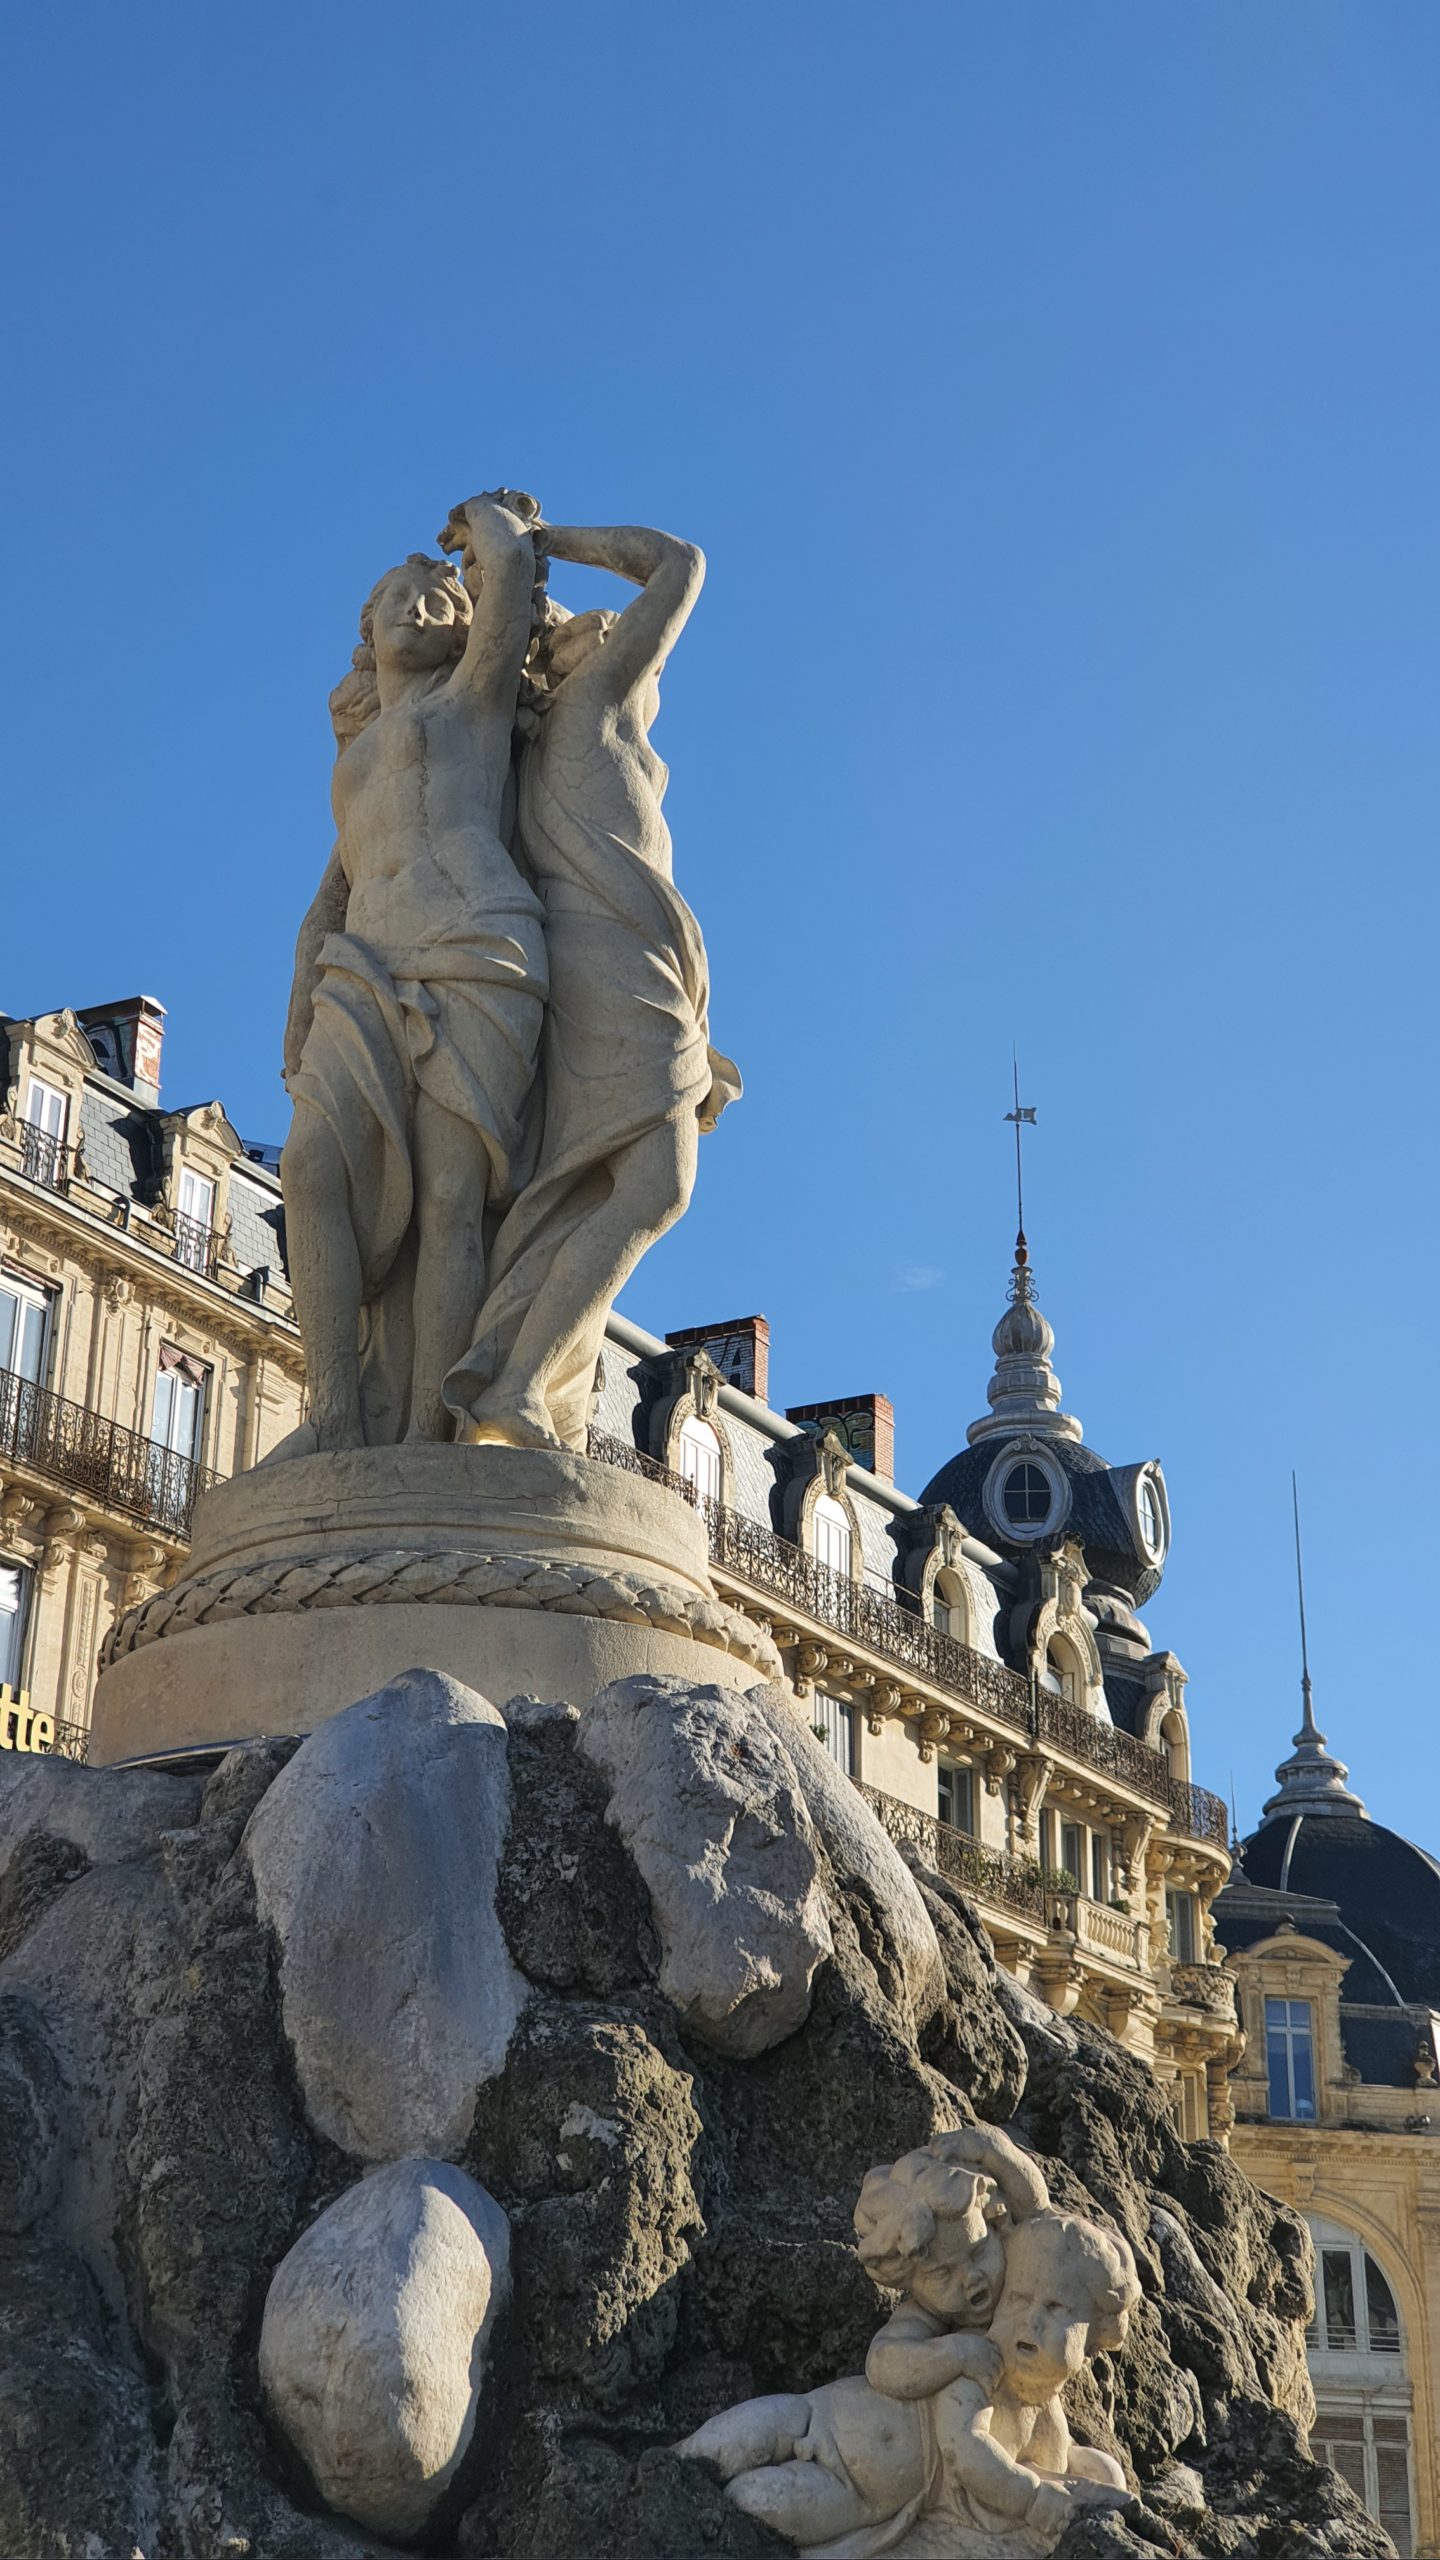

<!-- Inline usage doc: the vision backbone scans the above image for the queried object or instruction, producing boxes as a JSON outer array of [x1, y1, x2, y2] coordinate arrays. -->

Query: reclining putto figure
[[677, 2123, 1141, 2558]]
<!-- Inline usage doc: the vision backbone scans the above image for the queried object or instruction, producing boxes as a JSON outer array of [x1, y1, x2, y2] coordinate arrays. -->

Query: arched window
[[677, 1414, 722, 1505], [1002, 1461, 1051, 1527], [1306, 2218, 1412, 2554], [1042, 1640, 1078, 1704], [812, 1493, 853, 1581], [931, 1567, 967, 1643]]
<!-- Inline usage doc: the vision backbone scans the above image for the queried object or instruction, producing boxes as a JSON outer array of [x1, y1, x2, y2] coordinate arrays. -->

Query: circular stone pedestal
[[88, 1443, 779, 1766]]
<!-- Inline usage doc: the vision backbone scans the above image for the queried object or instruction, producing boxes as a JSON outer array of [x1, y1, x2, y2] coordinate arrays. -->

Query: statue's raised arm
[[440, 515, 738, 1455]]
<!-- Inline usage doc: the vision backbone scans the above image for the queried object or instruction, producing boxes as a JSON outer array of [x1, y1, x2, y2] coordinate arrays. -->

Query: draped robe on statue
[[290, 853, 546, 1442], [442, 716, 741, 1449]]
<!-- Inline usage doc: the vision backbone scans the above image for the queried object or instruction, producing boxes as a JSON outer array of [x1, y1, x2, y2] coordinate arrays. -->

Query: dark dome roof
[[920, 1436, 1162, 1606], [1239, 1811, 1440, 2008]]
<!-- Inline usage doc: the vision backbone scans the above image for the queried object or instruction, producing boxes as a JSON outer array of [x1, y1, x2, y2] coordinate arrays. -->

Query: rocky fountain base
[[0, 1665, 1388, 2560]]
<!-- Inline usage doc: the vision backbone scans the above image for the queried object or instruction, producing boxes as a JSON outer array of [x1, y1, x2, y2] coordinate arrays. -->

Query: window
[[0, 1561, 30, 1691], [1312, 2405, 1413, 2554], [1265, 1996, 1317, 2120], [1038, 1808, 1056, 1873], [0, 1270, 50, 1386], [23, 1078, 67, 1139], [937, 1759, 975, 1835], [1002, 1462, 1051, 1527], [175, 1169, 217, 1272], [20, 1078, 68, 1187], [812, 1494, 853, 1581], [1060, 1821, 1084, 1889], [1138, 1473, 1164, 1555], [812, 1692, 853, 1775], [1309, 2233, 1402, 2357], [1090, 1832, 1110, 1903], [931, 1569, 965, 1641], [1167, 1889, 1197, 1965], [677, 1414, 722, 1505], [1043, 1642, 1077, 1703], [151, 1347, 208, 1463]]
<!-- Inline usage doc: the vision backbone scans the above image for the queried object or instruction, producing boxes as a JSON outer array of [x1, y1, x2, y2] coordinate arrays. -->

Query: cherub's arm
[[283, 846, 348, 1085], [539, 523, 704, 703], [865, 2309, 1001, 2404], [930, 2383, 1052, 2524]]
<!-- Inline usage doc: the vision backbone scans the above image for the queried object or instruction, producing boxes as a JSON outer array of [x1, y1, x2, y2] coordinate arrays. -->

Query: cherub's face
[[371, 567, 469, 672], [988, 2227, 1092, 2405], [907, 2212, 1007, 2330]]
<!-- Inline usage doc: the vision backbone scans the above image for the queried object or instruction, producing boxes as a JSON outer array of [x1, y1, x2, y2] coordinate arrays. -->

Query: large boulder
[[577, 1675, 833, 2057], [259, 2158, 511, 2538], [244, 1668, 526, 2159]]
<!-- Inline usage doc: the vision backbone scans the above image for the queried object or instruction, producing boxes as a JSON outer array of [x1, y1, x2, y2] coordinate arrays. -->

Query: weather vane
[[1004, 1055, 1037, 1267]]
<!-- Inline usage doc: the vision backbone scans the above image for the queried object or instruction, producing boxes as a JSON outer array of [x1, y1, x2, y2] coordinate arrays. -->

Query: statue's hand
[[438, 490, 541, 554]]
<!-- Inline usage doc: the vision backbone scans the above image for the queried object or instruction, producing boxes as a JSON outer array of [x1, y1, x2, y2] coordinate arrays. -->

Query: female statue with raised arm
[[280, 493, 548, 1450], [442, 517, 741, 1451]]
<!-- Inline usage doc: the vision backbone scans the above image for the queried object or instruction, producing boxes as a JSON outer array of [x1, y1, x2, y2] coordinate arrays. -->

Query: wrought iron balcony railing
[[701, 1495, 1036, 1737], [18, 1123, 70, 1190], [171, 1212, 221, 1279], [860, 1785, 1049, 1922], [0, 1366, 221, 1538], [1167, 1778, 1231, 1849], [580, 1440, 1231, 1846]]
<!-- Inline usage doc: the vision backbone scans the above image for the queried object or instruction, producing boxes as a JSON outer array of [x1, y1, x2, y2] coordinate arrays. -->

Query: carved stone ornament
[[678, 2122, 1139, 2555], [98, 1545, 780, 1679]]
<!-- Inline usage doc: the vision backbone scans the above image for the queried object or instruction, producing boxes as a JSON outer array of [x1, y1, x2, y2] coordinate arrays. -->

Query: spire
[[1261, 1478, 1366, 1818], [966, 1227, 1083, 1446]]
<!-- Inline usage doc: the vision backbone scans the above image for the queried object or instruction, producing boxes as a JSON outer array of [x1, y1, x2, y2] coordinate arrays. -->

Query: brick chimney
[[665, 1315, 770, 1404], [76, 996, 166, 1106]]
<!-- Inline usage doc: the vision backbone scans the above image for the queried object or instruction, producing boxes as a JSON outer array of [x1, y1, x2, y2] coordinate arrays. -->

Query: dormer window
[[677, 1414, 722, 1505], [812, 1493, 853, 1581], [1003, 1462, 1050, 1526]]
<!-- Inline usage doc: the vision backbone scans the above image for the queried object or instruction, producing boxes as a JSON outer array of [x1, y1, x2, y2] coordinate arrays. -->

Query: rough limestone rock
[[0, 1992, 62, 2231], [244, 1666, 526, 2159], [748, 1682, 945, 2035], [260, 2157, 511, 2537], [0, 1676, 1390, 2559], [577, 1674, 835, 2056]]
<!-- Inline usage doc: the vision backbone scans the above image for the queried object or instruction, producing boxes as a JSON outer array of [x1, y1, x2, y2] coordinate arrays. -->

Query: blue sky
[[3, 4, 1436, 1842]]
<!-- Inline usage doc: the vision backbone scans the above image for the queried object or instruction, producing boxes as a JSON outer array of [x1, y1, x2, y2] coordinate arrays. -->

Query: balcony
[[171, 1212, 221, 1280], [1052, 1891, 1149, 1970], [702, 1496, 1035, 1737], [860, 1784, 1048, 1922], [1167, 1778, 1231, 1849], [0, 1367, 221, 1539], [18, 1124, 70, 1191], [1169, 1961, 1237, 2022]]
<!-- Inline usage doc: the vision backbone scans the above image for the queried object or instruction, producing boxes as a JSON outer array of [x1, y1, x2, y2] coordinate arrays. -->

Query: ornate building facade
[[0, 994, 305, 1750], [1219, 1696, 1440, 2556]]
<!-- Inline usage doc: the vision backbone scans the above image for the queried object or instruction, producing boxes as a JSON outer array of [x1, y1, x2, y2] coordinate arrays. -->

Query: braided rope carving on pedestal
[[98, 1546, 782, 1678]]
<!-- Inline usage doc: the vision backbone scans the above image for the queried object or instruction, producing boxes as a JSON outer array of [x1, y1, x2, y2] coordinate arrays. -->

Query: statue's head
[[854, 2144, 1012, 2329], [533, 601, 619, 687], [987, 2211, 1141, 2406], [363, 554, 472, 677]]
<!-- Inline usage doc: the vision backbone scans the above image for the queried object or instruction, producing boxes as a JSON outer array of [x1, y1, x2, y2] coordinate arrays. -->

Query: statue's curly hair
[[852, 2125, 1047, 2290], [328, 534, 552, 752]]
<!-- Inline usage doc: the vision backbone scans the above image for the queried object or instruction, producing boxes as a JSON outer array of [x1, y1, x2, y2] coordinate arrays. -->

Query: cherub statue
[[677, 2124, 1140, 2559]]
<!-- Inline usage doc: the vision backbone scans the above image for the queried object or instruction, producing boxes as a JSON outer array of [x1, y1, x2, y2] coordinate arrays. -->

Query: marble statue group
[[280, 489, 738, 1456], [679, 2124, 1141, 2559]]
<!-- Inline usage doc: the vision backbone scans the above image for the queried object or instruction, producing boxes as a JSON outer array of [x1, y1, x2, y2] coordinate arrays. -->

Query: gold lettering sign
[[0, 1684, 55, 1754]]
